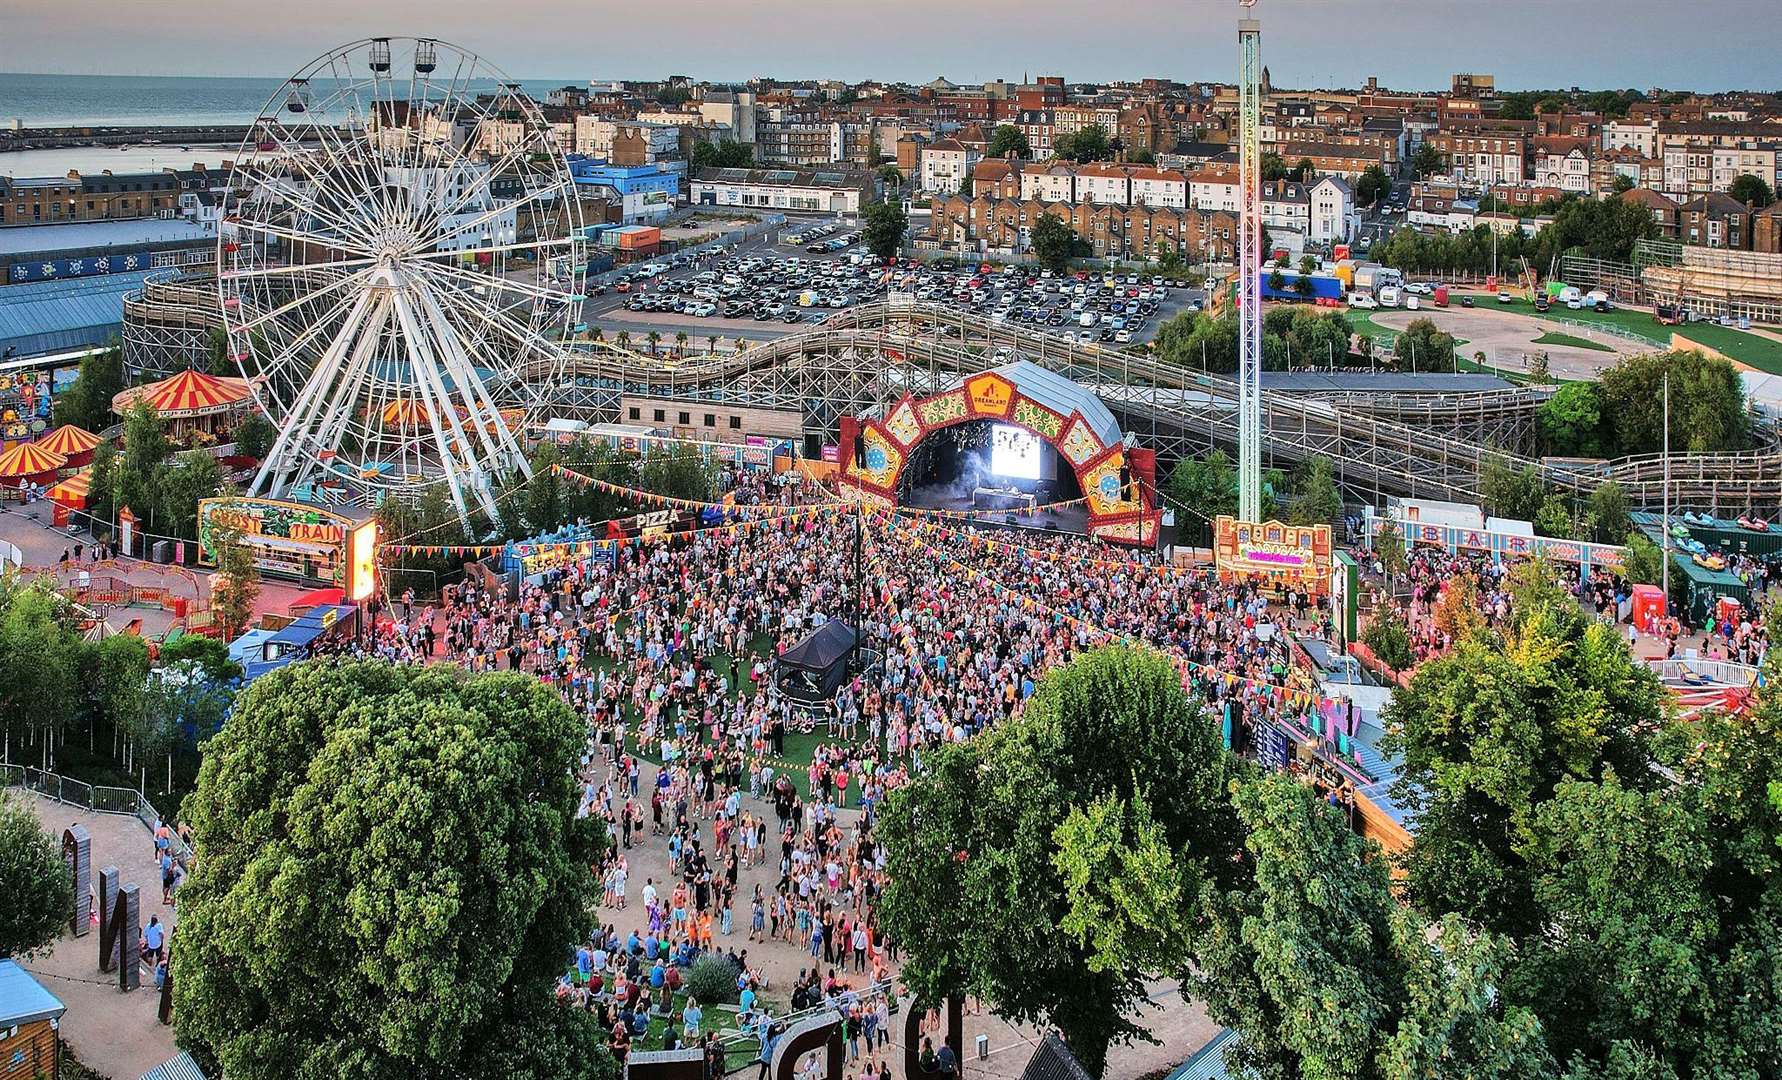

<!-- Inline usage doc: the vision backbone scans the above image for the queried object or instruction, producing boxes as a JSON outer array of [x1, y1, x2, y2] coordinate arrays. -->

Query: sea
[[0, 72, 577, 176]]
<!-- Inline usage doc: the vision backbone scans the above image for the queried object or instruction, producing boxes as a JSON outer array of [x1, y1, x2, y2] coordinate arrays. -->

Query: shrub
[[685, 953, 740, 1005]]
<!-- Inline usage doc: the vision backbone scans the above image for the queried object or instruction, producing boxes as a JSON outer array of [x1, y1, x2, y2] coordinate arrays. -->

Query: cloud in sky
[[1, 0, 1774, 90]]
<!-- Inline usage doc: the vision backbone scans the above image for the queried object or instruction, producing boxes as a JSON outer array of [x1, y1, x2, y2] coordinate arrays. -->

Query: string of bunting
[[552, 465, 851, 516], [382, 502, 853, 559], [894, 522, 1334, 717], [867, 493, 1093, 520]]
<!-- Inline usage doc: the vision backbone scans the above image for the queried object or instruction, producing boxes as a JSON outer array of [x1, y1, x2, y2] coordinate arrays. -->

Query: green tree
[[861, 199, 908, 260], [1164, 450, 1239, 531], [1480, 456, 1545, 521], [1286, 456, 1341, 526], [1596, 350, 1747, 456], [1059, 124, 1112, 163], [524, 440, 565, 534], [232, 410, 276, 460], [0, 794, 73, 958], [1394, 317, 1457, 372], [116, 399, 171, 529], [878, 647, 1242, 1076], [1356, 164, 1391, 206], [158, 448, 226, 540], [877, 164, 904, 189], [638, 447, 716, 503], [1293, 156, 1316, 182], [0, 580, 82, 770], [1153, 310, 1239, 374], [87, 437, 118, 524], [1618, 531, 1664, 585], [1381, 603, 1664, 939], [1533, 493, 1576, 539], [1363, 603, 1414, 673], [1537, 382, 1605, 457], [1585, 481, 1629, 544], [208, 522, 261, 641], [159, 633, 242, 683], [52, 341, 125, 432], [987, 124, 1032, 159], [1267, 267, 1286, 292], [1260, 150, 1287, 182], [1728, 173, 1774, 209], [1374, 518, 1408, 580], [1194, 774, 1555, 1080], [1030, 211, 1077, 273], [1125, 148, 1156, 165], [1610, 173, 1636, 194], [689, 140, 754, 170], [1411, 143, 1446, 178], [173, 661, 613, 1080]]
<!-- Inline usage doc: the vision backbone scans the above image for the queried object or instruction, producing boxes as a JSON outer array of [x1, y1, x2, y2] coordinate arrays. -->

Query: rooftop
[[0, 959, 66, 1027], [0, 218, 212, 257]]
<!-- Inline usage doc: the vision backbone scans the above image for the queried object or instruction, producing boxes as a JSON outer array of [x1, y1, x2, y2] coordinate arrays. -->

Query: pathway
[[14, 791, 179, 1080]]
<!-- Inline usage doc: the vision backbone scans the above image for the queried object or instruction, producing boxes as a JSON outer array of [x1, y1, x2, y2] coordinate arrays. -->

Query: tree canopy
[[862, 198, 908, 260], [877, 647, 1241, 1076], [1056, 124, 1112, 163], [987, 124, 1032, 159], [173, 661, 613, 1080], [0, 794, 72, 959]]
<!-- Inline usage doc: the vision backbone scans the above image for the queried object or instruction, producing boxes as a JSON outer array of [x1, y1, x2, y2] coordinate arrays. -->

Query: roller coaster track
[[123, 279, 1782, 511]]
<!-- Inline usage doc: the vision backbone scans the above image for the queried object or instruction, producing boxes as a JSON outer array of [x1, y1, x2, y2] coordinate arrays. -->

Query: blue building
[[566, 157, 685, 224]]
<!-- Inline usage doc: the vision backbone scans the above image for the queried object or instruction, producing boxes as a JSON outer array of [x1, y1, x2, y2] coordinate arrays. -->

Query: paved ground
[[1369, 303, 1645, 379], [15, 791, 180, 1080], [600, 755, 1218, 1080], [0, 494, 313, 635]]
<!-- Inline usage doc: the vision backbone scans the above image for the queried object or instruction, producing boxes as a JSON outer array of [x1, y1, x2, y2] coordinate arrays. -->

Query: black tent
[[773, 619, 857, 704]]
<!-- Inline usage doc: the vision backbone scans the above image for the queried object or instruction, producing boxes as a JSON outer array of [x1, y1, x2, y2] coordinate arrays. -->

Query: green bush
[[684, 954, 740, 1005]]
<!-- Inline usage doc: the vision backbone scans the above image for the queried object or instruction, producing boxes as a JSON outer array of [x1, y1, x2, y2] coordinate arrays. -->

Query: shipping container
[[616, 225, 662, 250]]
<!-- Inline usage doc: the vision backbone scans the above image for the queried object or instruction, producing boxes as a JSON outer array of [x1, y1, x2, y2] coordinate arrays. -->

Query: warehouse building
[[690, 167, 877, 214]]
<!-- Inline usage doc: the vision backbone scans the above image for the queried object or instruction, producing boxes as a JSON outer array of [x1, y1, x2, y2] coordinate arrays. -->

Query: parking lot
[[583, 225, 1208, 348]]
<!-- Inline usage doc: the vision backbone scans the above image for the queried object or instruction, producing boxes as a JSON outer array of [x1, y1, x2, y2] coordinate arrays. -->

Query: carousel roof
[[37, 424, 101, 458], [45, 467, 90, 504], [381, 399, 431, 427], [113, 368, 252, 419], [0, 440, 68, 478]]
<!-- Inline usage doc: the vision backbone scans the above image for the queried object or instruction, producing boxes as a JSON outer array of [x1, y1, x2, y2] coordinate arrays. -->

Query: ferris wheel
[[218, 37, 586, 524]]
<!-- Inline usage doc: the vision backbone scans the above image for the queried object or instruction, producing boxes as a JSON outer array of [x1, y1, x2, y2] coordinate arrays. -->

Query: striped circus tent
[[46, 467, 92, 509], [0, 440, 68, 483], [37, 424, 101, 466], [380, 399, 431, 428], [112, 368, 252, 420]]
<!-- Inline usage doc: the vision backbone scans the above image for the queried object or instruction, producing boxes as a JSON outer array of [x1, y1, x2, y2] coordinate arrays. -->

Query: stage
[[899, 488, 1093, 535]]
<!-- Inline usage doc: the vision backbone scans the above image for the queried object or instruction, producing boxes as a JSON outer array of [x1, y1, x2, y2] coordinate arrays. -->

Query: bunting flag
[[551, 464, 851, 516]]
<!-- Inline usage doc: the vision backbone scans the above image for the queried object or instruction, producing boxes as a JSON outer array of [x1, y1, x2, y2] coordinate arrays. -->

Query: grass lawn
[[1532, 330, 1616, 353], [1489, 298, 1671, 346], [1675, 323, 1782, 375]]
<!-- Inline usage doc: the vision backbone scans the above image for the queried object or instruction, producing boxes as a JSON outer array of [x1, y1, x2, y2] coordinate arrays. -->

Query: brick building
[[1, 170, 181, 226]]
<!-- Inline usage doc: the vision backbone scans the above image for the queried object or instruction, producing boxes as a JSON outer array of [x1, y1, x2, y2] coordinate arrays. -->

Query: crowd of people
[[336, 466, 1341, 1073]]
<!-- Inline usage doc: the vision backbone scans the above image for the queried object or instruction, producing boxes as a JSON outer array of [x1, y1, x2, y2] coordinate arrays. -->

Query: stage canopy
[[774, 619, 857, 703], [967, 360, 1121, 448]]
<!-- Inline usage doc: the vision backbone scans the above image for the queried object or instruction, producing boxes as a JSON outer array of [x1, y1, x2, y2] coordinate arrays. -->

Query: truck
[[1433, 284, 1450, 307], [1351, 263, 1402, 296]]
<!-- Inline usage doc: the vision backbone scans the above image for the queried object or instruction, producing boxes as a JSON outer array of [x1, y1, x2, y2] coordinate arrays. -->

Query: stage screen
[[990, 424, 1042, 480]]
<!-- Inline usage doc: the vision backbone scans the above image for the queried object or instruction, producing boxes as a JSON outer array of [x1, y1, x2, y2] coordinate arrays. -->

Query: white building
[[1308, 175, 1354, 243], [1189, 168, 1240, 213], [691, 167, 875, 214], [1127, 166, 1188, 209], [920, 138, 978, 194], [1074, 163, 1130, 206], [1021, 163, 1077, 204]]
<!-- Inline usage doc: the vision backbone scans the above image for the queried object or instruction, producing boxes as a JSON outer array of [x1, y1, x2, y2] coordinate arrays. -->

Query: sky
[[1, 0, 1777, 92]]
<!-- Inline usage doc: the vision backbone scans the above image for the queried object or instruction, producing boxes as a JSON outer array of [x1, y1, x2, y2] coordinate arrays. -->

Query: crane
[[1236, 0, 1265, 521]]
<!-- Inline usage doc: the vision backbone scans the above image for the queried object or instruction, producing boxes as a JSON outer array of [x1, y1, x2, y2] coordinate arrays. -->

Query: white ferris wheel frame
[[217, 37, 586, 525]]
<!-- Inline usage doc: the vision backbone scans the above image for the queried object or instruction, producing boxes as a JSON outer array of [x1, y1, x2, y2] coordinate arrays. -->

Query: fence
[[2, 763, 193, 867]]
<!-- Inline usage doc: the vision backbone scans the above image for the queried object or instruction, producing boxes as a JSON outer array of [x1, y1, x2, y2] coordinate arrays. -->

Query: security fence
[[2, 764, 193, 866]]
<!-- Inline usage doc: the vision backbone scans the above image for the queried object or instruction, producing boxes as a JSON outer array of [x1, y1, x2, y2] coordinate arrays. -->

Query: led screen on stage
[[990, 424, 1042, 480]]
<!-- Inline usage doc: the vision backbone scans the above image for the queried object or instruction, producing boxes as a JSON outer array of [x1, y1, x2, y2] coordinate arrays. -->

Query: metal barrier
[[589, 214, 787, 287], [3, 764, 193, 866]]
